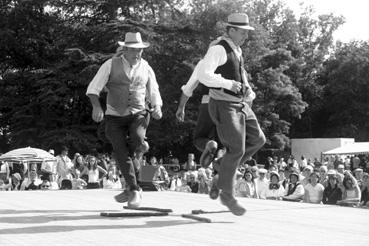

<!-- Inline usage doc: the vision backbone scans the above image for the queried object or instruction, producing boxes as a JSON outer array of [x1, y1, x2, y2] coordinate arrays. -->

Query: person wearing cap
[[283, 172, 305, 202], [86, 32, 163, 208], [260, 171, 285, 200], [196, 13, 266, 215]]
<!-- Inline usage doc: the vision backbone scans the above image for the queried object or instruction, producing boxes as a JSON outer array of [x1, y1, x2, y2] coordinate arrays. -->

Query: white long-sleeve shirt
[[197, 37, 255, 102]]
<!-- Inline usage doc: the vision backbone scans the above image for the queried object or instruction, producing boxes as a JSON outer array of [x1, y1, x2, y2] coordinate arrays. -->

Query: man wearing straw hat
[[86, 32, 163, 208], [197, 13, 266, 215]]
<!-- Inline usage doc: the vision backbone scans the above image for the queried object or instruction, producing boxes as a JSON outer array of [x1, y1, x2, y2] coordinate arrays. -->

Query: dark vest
[[213, 40, 245, 97]]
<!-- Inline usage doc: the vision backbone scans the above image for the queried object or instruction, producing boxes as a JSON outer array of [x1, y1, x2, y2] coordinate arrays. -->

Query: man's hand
[[151, 105, 162, 120], [175, 107, 185, 122], [230, 81, 242, 94], [92, 106, 104, 123]]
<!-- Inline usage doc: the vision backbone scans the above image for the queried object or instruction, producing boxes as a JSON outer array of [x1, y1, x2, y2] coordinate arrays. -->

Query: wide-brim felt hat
[[118, 32, 150, 48], [226, 13, 255, 30]]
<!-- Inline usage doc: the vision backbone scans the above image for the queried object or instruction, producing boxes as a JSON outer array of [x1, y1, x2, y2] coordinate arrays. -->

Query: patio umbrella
[[0, 146, 56, 162]]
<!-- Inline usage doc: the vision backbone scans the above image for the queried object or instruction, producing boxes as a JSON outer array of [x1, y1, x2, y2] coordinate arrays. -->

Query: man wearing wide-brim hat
[[86, 32, 163, 208], [197, 13, 266, 215]]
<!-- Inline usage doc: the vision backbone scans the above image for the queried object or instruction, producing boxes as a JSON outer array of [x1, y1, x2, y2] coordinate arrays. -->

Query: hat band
[[125, 41, 143, 44], [228, 21, 250, 26]]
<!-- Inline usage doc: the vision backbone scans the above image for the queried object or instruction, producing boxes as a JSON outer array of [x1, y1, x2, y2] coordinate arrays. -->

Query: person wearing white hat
[[196, 13, 266, 215], [86, 32, 163, 208]]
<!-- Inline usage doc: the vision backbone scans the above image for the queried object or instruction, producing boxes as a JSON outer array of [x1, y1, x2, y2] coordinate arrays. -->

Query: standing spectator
[[56, 146, 73, 188], [82, 155, 108, 189], [183, 153, 197, 171], [304, 172, 324, 204], [360, 172, 369, 207], [300, 155, 307, 171], [322, 171, 343, 205], [260, 171, 285, 200], [235, 170, 258, 198], [283, 172, 305, 202], [319, 166, 328, 188], [0, 161, 10, 183]]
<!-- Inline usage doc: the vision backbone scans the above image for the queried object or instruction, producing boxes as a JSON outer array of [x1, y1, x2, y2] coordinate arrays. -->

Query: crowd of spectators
[[1, 147, 368, 209]]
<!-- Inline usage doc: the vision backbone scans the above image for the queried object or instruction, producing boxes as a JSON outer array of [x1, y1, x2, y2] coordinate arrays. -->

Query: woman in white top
[[260, 171, 285, 200], [235, 170, 258, 198], [82, 155, 107, 189], [337, 170, 361, 206], [304, 172, 324, 204], [103, 166, 122, 189]]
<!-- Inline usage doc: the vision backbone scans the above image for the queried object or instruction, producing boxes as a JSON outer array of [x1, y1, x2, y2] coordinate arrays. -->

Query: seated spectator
[[0, 179, 7, 191], [20, 168, 42, 190], [235, 170, 258, 198], [304, 172, 324, 204], [40, 180, 51, 190], [360, 172, 369, 207], [322, 170, 343, 205], [187, 172, 199, 193], [82, 155, 108, 189], [197, 168, 211, 194], [72, 155, 88, 182], [283, 172, 305, 202], [152, 157, 170, 190], [169, 173, 182, 191], [301, 165, 313, 187], [256, 168, 269, 198], [260, 171, 285, 200], [337, 170, 361, 206], [72, 169, 87, 189], [278, 168, 287, 188], [103, 167, 121, 189], [10, 173, 22, 191]]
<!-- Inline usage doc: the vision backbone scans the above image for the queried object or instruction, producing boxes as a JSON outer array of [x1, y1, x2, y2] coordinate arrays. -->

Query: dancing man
[[197, 13, 266, 215], [86, 32, 162, 208]]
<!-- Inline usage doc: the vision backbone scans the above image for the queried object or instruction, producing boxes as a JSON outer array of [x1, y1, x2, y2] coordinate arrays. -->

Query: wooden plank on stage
[[0, 190, 368, 246]]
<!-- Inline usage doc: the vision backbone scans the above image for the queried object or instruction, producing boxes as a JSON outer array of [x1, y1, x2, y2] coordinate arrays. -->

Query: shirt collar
[[121, 55, 140, 69], [221, 35, 242, 55]]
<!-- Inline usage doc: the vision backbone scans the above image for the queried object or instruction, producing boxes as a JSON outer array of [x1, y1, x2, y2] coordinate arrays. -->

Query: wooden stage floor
[[0, 189, 368, 246]]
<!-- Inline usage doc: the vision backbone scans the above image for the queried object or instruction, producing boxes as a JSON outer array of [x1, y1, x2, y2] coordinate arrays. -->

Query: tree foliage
[[0, 0, 352, 162]]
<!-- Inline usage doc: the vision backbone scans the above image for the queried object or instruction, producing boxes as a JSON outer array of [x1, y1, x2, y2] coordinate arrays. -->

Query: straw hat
[[118, 32, 150, 48], [226, 13, 254, 30]]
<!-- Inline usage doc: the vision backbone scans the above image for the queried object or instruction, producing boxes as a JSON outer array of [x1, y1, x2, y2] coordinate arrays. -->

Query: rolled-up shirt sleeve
[[146, 65, 163, 107], [181, 60, 203, 97], [197, 45, 234, 90], [86, 59, 112, 96]]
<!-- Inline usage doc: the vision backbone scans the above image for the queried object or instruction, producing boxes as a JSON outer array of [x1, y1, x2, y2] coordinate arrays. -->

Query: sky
[[281, 0, 369, 43]]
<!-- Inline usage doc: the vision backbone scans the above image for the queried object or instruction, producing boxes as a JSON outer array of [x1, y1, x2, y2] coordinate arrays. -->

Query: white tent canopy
[[0, 146, 56, 162], [322, 142, 369, 155]]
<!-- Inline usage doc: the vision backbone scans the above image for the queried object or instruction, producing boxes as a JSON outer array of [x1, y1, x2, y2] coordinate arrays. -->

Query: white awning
[[322, 142, 369, 155]]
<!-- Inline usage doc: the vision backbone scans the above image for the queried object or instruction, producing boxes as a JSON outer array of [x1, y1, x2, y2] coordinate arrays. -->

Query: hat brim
[[226, 24, 254, 30], [118, 41, 150, 48]]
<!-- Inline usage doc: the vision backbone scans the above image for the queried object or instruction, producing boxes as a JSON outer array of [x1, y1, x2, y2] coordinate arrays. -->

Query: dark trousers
[[208, 99, 266, 194], [193, 103, 218, 152], [105, 112, 150, 191]]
